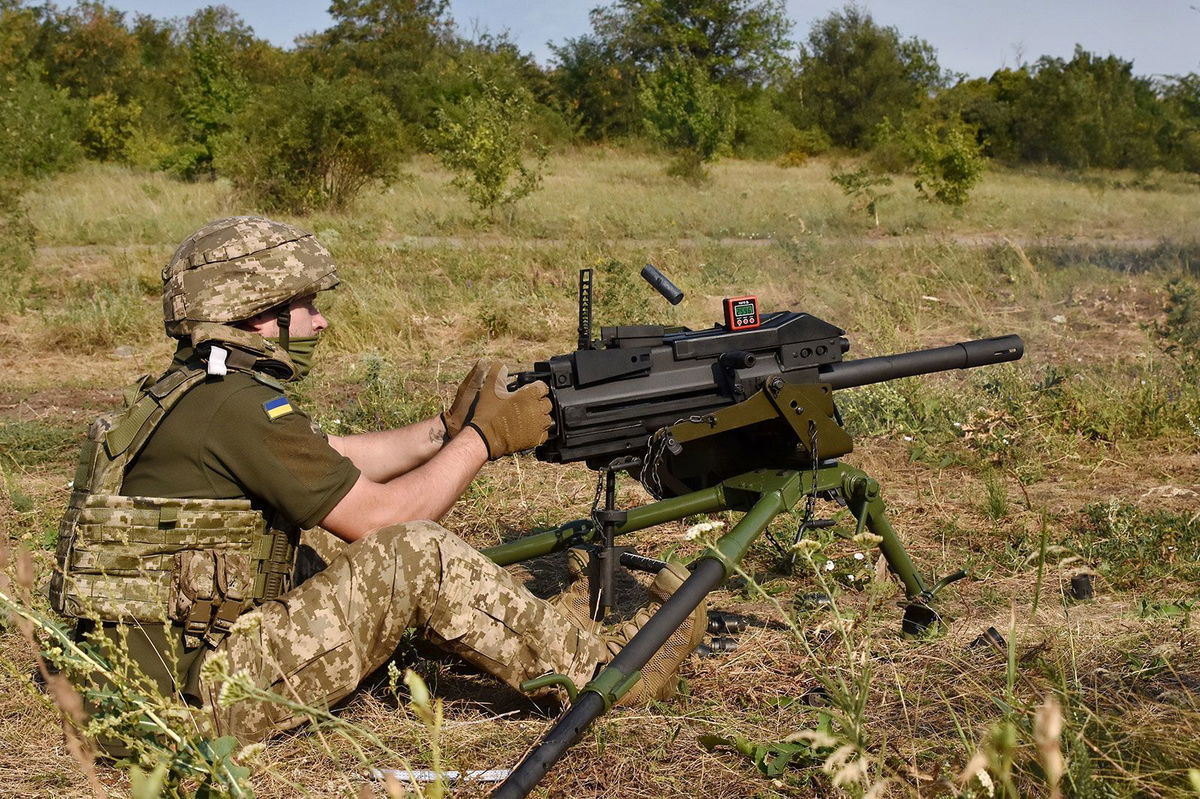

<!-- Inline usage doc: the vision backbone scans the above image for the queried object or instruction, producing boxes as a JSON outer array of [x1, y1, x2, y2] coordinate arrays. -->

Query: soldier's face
[[242, 294, 329, 338], [284, 295, 329, 338]]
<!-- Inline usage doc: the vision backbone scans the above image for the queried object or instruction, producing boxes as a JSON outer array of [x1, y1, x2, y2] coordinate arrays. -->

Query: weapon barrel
[[819, 335, 1023, 390]]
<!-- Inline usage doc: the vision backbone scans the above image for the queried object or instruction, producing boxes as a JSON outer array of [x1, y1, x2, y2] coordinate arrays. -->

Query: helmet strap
[[276, 306, 291, 349]]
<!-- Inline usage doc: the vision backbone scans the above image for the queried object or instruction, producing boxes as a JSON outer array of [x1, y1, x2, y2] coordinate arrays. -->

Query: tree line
[[1, 0, 1198, 213]]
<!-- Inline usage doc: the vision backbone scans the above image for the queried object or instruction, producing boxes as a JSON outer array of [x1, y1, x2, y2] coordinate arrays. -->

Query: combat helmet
[[162, 216, 339, 337]]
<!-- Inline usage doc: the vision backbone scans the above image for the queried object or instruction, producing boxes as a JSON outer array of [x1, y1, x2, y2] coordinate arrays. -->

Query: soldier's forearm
[[320, 428, 488, 541], [328, 416, 447, 481]]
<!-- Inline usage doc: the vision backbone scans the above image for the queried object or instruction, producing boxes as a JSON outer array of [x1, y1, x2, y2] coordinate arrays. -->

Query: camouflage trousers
[[198, 521, 608, 742]]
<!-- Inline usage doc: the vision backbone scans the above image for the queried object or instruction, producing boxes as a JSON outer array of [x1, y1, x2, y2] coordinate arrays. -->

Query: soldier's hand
[[441, 360, 491, 441], [465, 363, 552, 460]]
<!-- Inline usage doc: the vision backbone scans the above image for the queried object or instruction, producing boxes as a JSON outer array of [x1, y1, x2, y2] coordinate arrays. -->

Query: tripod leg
[[841, 469, 928, 599]]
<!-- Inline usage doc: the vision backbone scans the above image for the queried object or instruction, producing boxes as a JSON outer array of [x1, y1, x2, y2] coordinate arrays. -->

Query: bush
[[427, 71, 547, 218], [912, 123, 986, 206], [0, 187, 36, 314], [222, 75, 405, 212], [870, 117, 987, 205], [81, 91, 142, 162], [1152, 276, 1200, 374], [733, 94, 798, 160], [830, 166, 892, 227], [777, 126, 832, 167], [0, 69, 83, 180], [639, 55, 735, 181]]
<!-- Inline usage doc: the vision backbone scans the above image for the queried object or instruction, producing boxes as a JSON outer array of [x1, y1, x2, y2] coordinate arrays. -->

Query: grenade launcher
[[486, 265, 1024, 799]]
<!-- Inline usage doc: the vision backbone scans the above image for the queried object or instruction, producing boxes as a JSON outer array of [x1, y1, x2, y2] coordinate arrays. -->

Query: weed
[[1152, 276, 1200, 373], [0, 422, 77, 468], [39, 278, 158, 352], [327, 352, 443, 434], [1071, 501, 1200, 589], [982, 473, 1010, 521]]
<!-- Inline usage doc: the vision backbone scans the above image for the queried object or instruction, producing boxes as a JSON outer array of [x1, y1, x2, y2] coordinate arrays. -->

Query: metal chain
[[787, 420, 822, 569], [639, 415, 712, 500]]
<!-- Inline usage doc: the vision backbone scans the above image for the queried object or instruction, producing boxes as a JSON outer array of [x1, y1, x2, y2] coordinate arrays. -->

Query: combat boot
[[608, 561, 706, 706], [549, 547, 599, 634]]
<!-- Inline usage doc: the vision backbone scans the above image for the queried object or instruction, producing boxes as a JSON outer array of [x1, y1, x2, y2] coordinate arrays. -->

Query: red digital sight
[[723, 296, 760, 330]]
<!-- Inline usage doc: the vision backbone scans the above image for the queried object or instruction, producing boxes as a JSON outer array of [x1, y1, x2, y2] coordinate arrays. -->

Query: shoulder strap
[[250, 371, 286, 392], [103, 366, 209, 461]]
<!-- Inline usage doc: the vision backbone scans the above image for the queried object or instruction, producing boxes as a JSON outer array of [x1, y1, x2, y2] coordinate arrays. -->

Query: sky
[[103, 0, 1200, 79]]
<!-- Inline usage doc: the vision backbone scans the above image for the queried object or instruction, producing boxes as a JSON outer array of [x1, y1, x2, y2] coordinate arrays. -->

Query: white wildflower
[[791, 538, 821, 555], [683, 520, 725, 541], [237, 742, 267, 764], [230, 612, 262, 634], [199, 652, 230, 683]]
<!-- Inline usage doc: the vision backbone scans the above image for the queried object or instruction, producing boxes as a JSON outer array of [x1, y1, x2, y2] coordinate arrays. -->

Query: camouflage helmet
[[162, 216, 339, 336]]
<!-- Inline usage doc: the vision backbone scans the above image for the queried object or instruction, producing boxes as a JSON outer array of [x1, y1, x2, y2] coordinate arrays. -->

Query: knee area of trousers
[[369, 520, 450, 564]]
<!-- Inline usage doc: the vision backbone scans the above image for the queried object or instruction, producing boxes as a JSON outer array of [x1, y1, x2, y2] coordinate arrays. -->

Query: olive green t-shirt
[[123, 361, 359, 529]]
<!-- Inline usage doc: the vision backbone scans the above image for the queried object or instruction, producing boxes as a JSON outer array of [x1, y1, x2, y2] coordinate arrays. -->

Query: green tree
[[428, 71, 547, 217], [590, 0, 791, 85], [0, 67, 83, 180], [639, 55, 735, 180], [313, 0, 455, 127], [168, 6, 252, 179], [223, 73, 405, 212], [549, 34, 641, 140], [551, 0, 790, 142], [792, 5, 943, 148], [1012, 47, 1163, 169], [35, 2, 145, 101], [1160, 74, 1200, 173], [81, 90, 141, 161], [932, 69, 1029, 162]]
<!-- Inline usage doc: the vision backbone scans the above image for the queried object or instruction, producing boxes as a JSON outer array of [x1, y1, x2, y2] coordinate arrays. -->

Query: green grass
[[3, 151, 1200, 798], [0, 422, 77, 468], [1072, 502, 1200, 589]]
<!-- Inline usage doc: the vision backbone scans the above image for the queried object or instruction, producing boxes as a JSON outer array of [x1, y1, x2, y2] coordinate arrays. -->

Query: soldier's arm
[[319, 426, 488, 541], [327, 415, 447, 482]]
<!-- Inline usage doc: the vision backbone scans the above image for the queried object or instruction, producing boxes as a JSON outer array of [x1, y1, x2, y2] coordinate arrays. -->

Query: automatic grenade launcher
[[490, 266, 1024, 799]]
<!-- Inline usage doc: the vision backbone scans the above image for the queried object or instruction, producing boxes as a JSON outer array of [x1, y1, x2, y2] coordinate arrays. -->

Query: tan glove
[[465, 362, 552, 459], [441, 360, 491, 441]]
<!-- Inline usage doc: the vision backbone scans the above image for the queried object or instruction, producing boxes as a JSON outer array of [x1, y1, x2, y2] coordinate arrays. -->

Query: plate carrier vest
[[49, 326, 301, 649]]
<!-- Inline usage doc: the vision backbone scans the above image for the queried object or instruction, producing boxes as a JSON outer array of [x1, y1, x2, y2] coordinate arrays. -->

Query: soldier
[[51, 217, 705, 744]]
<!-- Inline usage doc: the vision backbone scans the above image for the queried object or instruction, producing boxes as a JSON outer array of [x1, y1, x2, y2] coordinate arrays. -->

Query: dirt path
[[34, 233, 1172, 259]]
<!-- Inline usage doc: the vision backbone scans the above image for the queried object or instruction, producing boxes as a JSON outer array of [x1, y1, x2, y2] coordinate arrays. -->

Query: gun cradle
[[647, 381, 854, 497]]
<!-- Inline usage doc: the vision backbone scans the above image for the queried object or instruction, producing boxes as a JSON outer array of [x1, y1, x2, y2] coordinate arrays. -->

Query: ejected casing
[[707, 612, 746, 635]]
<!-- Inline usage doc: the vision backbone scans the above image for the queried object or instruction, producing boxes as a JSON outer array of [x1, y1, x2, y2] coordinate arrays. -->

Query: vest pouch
[[54, 494, 291, 640]]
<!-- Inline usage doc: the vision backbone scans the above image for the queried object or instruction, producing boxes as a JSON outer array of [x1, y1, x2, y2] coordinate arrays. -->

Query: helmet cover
[[162, 216, 338, 336]]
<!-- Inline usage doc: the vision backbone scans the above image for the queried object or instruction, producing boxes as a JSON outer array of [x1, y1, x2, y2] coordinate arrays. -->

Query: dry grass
[[2, 152, 1200, 797]]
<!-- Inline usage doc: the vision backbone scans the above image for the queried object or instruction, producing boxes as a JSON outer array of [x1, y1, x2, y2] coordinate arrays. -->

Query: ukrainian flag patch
[[263, 396, 294, 420]]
